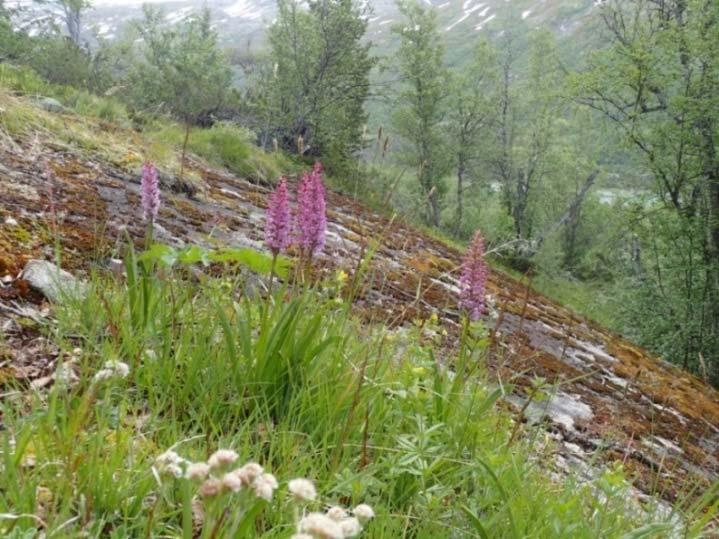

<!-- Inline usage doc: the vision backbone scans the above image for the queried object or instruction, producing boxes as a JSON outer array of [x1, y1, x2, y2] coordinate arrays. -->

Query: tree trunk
[[429, 190, 440, 228], [63, 4, 82, 47], [180, 122, 191, 184], [537, 170, 599, 252], [513, 169, 530, 241], [699, 121, 719, 380], [455, 159, 465, 236]]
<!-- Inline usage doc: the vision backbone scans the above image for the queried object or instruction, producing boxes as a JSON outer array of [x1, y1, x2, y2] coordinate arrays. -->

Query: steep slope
[[1, 93, 717, 510]]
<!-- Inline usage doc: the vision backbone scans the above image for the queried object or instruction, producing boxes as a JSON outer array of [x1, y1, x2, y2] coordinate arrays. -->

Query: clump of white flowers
[[154, 448, 279, 503], [155, 449, 188, 479], [297, 513, 343, 539], [253, 472, 279, 501], [93, 360, 130, 383], [153, 449, 375, 538], [326, 506, 347, 521], [287, 477, 375, 538], [291, 504, 373, 539]]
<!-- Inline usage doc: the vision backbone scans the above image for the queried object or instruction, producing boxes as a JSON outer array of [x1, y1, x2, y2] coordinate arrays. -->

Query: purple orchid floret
[[265, 177, 291, 255], [459, 230, 488, 321], [295, 162, 327, 257], [141, 162, 160, 222]]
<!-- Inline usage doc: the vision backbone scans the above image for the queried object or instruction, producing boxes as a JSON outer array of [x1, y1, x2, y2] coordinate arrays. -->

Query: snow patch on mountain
[[477, 5, 491, 18], [224, 0, 262, 19], [475, 12, 495, 30], [470, 3, 487, 13], [165, 6, 194, 24], [446, 12, 470, 31]]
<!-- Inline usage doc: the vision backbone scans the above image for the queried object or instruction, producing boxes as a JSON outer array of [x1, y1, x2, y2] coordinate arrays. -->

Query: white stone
[[21, 260, 85, 302], [522, 392, 594, 432]]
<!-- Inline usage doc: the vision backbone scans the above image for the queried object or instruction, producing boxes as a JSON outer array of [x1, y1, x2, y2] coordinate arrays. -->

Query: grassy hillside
[[0, 71, 717, 537], [1, 259, 681, 538]]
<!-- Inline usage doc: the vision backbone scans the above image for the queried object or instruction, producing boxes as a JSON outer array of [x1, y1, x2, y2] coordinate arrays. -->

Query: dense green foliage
[[391, 1, 449, 226], [126, 7, 232, 126], [445, 39, 496, 236], [382, 0, 719, 382], [248, 0, 376, 173], [571, 0, 719, 381], [0, 9, 93, 89]]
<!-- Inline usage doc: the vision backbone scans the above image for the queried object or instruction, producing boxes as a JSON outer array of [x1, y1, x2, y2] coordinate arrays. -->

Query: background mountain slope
[[77, 0, 598, 62]]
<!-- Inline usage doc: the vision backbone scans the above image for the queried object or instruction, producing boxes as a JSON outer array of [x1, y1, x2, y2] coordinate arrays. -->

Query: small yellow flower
[[336, 270, 348, 284], [412, 367, 426, 377]]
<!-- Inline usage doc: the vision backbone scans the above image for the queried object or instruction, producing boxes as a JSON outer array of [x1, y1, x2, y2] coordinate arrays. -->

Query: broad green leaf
[[139, 244, 178, 267]]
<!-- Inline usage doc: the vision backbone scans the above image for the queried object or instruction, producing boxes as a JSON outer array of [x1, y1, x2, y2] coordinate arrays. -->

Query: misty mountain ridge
[[76, 0, 596, 53]]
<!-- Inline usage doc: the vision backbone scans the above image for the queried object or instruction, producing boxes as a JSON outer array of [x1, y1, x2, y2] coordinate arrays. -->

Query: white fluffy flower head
[[165, 463, 183, 478], [222, 472, 244, 493], [156, 450, 181, 466], [108, 360, 130, 377], [93, 360, 130, 383], [253, 473, 278, 501], [288, 478, 317, 502], [185, 462, 210, 482], [199, 477, 224, 498], [353, 504, 375, 523], [208, 449, 238, 469], [93, 368, 114, 382], [236, 462, 264, 485], [155, 450, 187, 477], [325, 506, 347, 521], [340, 517, 362, 538], [298, 513, 343, 539]]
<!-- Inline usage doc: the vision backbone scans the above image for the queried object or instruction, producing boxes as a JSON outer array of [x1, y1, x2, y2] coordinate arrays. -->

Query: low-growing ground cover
[[0, 250, 702, 537]]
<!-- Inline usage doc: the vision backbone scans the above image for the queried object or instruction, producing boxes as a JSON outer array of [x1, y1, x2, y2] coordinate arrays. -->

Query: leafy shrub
[[27, 37, 92, 88]]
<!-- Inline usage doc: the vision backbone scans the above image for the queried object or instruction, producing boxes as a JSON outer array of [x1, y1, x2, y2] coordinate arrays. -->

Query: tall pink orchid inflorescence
[[295, 162, 327, 257], [265, 177, 291, 255], [459, 230, 488, 321], [141, 161, 160, 222]]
